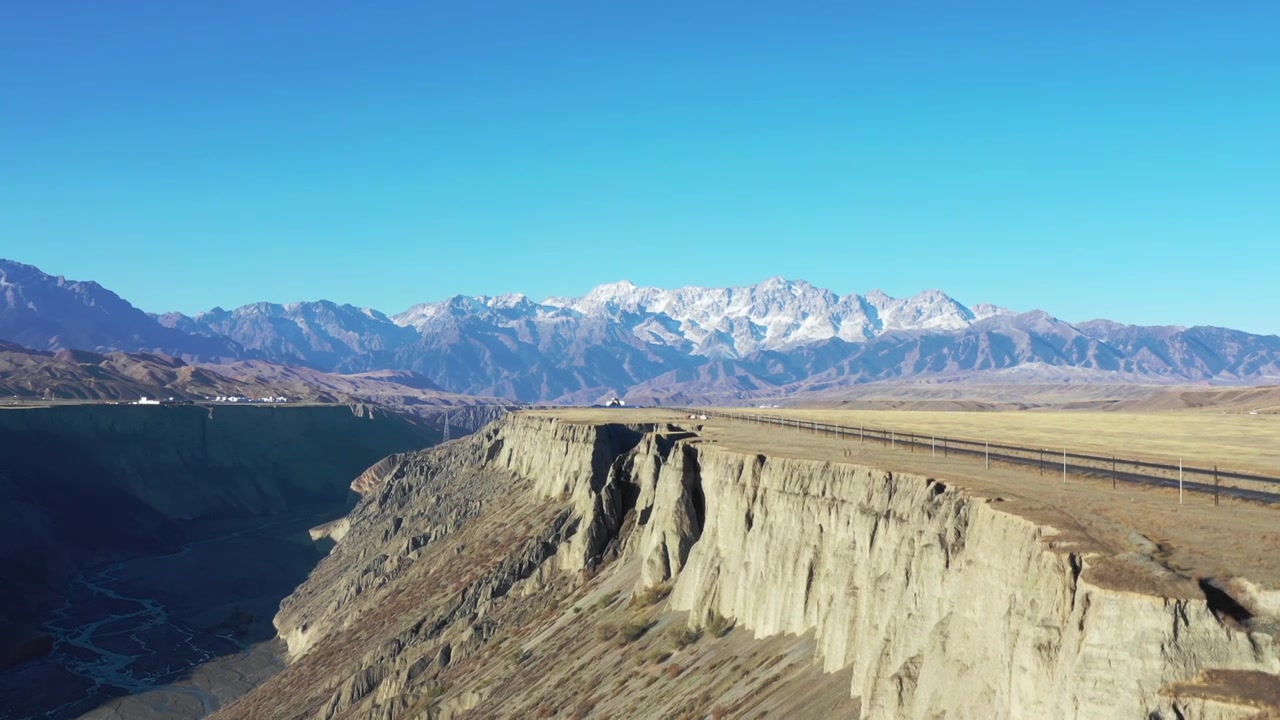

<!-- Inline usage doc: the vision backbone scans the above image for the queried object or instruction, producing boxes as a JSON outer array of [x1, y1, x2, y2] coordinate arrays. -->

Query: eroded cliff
[[216, 413, 1280, 720]]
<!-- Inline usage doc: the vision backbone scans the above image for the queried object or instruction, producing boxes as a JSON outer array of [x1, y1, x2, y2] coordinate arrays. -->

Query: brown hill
[[0, 343, 515, 428]]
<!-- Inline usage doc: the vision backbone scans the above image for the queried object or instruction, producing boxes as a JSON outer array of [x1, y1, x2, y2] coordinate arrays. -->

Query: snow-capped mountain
[[4, 259, 1279, 403], [489, 278, 1002, 358]]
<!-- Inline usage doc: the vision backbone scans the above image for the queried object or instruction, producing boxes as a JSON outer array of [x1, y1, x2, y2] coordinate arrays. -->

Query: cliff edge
[[215, 411, 1280, 720]]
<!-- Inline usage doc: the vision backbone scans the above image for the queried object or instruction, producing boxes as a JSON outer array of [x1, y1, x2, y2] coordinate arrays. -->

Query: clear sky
[[2, 2, 1277, 332]]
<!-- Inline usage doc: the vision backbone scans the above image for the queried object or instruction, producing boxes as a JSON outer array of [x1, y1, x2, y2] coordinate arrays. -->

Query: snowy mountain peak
[[7, 258, 1280, 405], [531, 278, 981, 355]]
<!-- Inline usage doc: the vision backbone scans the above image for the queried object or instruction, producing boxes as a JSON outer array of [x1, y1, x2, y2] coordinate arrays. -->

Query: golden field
[[740, 408, 1280, 475]]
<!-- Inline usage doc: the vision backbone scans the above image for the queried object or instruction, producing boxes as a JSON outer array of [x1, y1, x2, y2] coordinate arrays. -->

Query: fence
[[673, 408, 1280, 505]]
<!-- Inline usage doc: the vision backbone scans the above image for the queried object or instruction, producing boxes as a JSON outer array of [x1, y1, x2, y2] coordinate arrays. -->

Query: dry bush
[[634, 582, 672, 608], [664, 663, 684, 680], [667, 625, 702, 650], [617, 620, 649, 644], [596, 623, 618, 642], [705, 611, 734, 638], [646, 648, 672, 664], [593, 591, 619, 612]]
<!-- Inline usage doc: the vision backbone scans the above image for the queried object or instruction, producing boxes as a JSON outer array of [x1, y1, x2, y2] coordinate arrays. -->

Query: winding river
[[0, 513, 331, 720]]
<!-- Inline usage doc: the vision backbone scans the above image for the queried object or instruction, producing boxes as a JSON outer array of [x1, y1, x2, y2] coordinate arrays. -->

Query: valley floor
[[0, 508, 340, 720]]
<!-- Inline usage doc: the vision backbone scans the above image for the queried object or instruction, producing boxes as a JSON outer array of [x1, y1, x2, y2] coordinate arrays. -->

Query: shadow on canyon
[[0, 505, 344, 720]]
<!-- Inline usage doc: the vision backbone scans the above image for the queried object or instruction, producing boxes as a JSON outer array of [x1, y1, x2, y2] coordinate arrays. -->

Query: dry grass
[[526, 406, 1280, 475], [746, 409, 1280, 476], [524, 408, 1280, 589]]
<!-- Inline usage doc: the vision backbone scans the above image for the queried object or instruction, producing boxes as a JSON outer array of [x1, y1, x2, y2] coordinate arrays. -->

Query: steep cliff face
[[0, 403, 433, 519], [635, 446, 1280, 719], [217, 415, 1280, 720], [271, 416, 653, 660], [0, 403, 436, 670]]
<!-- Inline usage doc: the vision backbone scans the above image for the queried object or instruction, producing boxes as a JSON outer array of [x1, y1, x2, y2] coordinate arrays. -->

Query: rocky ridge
[[215, 414, 1280, 720], [7, 259, 1280, 404]]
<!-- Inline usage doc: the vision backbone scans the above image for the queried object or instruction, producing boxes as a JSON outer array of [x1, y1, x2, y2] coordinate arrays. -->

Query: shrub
[[634, 583, 672, 608], [706, 611, 734, 638], [596, 623, 618, 642], [646, 648, 672, 664], [667, 625, 702, 650], [617, 620, 649, 644]]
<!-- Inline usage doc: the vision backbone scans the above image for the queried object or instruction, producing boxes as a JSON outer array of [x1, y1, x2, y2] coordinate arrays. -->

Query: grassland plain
[[739, 408, 1280, 476]]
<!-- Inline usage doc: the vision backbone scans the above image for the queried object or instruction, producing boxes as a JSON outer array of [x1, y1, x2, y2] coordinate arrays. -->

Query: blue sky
[[2, 2, 1277, 332]]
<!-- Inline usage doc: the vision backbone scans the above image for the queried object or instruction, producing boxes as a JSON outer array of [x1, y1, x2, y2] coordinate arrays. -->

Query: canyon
[[0, 403, 437, 719], [211, 411, 1280, 719]]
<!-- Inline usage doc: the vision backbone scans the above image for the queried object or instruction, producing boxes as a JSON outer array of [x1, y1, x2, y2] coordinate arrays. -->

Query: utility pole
[[443, 410, 450, 442]]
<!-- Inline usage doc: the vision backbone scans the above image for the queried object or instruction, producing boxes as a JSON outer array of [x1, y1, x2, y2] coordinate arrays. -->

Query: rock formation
[[213, 414, 1280, 719]]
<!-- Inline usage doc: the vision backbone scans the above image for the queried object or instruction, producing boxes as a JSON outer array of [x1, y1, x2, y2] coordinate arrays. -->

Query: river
[[0, 510, 339, 720]]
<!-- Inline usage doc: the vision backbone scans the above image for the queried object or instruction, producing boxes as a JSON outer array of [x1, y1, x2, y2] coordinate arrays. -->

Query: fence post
[[891, 431, 895, 450], [1039, 449, 1044, 475], [1179, 458, 1184, 505], [985, 441, 989, 469], [1063, 448, 1067, 484], [1214, 466, 1219, 506], [860, 425, 864, 443], [933, 436, 936, 459], [910, 432, 914, 452], [943, 437, 947, 458], [1112, 456, 1116, 489]]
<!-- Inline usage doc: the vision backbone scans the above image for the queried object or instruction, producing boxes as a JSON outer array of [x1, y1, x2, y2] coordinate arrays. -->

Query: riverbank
[[0, 508, 341, 720]]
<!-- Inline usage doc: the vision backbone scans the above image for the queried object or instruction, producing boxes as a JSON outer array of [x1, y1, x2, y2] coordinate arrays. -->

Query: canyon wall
[[633, 445, 1279, 718], [222, 415, 1280, 719], [0, 403, 436, 669]]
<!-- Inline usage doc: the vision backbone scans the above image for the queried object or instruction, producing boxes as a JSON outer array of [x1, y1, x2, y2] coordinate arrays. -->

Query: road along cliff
[[215, 411, 1280, 720], [0, 403, 438, 719]]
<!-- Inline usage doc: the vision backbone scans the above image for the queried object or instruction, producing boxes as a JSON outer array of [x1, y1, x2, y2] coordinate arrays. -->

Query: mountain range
[[4, 258, 1279, 403]]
